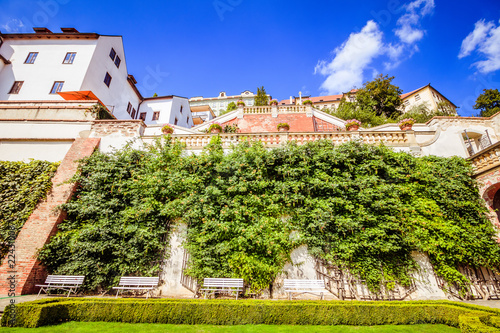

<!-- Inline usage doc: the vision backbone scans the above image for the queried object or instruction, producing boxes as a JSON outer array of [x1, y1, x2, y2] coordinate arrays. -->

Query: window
[[131, 108, 137, 119], [127, 102, 132, 114], [139, 112, 147, 121], [104, 72, 112, 87], [152, 111, 160, 121], [109, 48, 116, 60], [415, 94, 421, 101], [50, 81, 64, 94], [404, 100, 410, 106], [24, 52, 38, 64], [180, 105, 183, 113], [8, 81, 23, 94], [174, 118, 178, 125], [63, 52, 76, 64], [114, 55, 121, 68], [187, 116, 190, 124]]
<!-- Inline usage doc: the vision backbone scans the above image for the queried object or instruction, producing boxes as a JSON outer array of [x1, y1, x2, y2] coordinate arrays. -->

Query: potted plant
[[270, 99, 279, 106], [162, 124, 174, 134], [208, 122, 223, 134], [303, 99, 313, 106], [237, 100, 246, 107], [398, 118, 415, 131], [277, 123, 290, 132], [345, 119, 362, 131]]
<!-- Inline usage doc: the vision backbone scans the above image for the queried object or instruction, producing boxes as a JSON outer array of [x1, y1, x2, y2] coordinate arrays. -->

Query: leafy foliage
[[355, 74, 403, 119], [474, 89, 500, 117], [254, 86, 269, 106], [0, 160, 58, 263], [38, 140, 500, 295]]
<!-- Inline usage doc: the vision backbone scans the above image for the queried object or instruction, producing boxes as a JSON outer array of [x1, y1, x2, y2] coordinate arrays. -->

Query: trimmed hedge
[[2, 299, 500, 331]]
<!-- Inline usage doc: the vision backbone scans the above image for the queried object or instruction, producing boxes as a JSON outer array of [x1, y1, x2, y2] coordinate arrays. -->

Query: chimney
[[299, 91, 302, 104], [60, 28, 79, 33], [33, 27, 52, 34], [290, 96, 293, 104]]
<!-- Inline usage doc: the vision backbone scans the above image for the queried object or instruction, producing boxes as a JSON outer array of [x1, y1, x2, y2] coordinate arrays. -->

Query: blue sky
[[1, 0, 500, 116]]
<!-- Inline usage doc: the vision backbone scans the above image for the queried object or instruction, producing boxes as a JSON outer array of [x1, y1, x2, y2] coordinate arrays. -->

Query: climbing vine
[[0, 160, 58, 263], [38, 139, 500, 295]]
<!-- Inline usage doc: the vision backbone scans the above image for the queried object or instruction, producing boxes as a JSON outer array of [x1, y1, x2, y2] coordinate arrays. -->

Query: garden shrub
[[0, 160, 58, 263], [2, 299, 500, 330], [38, 139, 500, 295]]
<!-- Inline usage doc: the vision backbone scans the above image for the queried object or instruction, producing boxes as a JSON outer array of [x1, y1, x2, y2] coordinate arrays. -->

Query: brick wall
[[222, 113, 316, 133], [0, 138, 100, 295]]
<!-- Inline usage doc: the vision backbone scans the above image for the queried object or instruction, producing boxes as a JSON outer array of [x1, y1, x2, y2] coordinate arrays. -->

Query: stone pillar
[[0, 138, 101, 295], [271, 105, 278, 118]]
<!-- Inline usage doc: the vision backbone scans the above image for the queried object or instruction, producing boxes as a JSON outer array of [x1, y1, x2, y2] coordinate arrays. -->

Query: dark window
[[152, 111, 160, 121], [127, 102, 132, 114], [139, 112, 147, 121], [9, 81, 23, 94], [104, 72, 112, 87], [24, 52, 38, 64], [114, 55, 121, 68], [131, 108, 137, 119], [50, 81, 64, 94], [109, 48, 116, 60], [180, 105, 183, 113], [187, 116, 190, 124], [174, 118, 178, 125], [63, 52, 76, 64]]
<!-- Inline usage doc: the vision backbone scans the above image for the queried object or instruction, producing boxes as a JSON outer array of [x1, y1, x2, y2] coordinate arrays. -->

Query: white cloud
[[395, 0, 435, 44], [315, 0, 434, 94], [459, 19, 500, 74], [1, 19, 24, 33], [314, 20, 384, 94]]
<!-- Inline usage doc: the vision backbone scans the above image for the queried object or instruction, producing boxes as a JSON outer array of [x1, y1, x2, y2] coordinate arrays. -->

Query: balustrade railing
[[171, 131, 410, 149], [468, 141, 500, 174]]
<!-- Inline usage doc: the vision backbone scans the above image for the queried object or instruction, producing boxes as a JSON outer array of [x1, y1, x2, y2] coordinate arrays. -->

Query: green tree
[[327, 97, 389, 128], [227, 102, 237, 112], [355, 74, 403, 119], [474, 89, 500, 117], [254, 86, 269, 106]]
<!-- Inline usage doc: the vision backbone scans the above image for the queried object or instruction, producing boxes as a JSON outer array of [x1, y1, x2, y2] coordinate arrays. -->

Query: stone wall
[[0, 138, 100, 295]]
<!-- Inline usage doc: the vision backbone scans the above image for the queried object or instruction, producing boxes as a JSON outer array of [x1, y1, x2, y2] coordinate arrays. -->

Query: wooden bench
[[200, 278, 244, 300], [284, 279, 327, 300], [36, 275, 84, 298], [112, 276, 159, 299]]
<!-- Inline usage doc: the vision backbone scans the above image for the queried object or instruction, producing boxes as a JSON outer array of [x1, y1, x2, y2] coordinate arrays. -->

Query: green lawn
[[0, 322, 461, 332]]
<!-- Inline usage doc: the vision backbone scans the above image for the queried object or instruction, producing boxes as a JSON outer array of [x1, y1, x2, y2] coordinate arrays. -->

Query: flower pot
[[162, 129, 173, 134], [211, 128, 221, 134], [347, 125, 359, 131], [400, 125, 413, 131], [278, 127, 289, 132]]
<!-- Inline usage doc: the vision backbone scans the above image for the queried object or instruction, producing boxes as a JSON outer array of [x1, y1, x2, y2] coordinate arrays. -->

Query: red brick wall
[[223, 114, 316, 133], [0, 138, 100, 295]]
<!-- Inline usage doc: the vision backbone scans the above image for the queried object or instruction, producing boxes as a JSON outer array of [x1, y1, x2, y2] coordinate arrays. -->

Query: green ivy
[[38, 139, 500, 295], [0, 160, 58, 263]]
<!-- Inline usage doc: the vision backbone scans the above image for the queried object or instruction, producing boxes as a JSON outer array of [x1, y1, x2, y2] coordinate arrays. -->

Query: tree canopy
[[355, 74, 403, 119], [474, 89, 500, 117], [254, 86, 269, 106]]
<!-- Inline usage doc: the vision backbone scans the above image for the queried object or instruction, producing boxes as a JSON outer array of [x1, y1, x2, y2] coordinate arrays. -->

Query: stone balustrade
[[169, 131, 411, 150], [242, 106, 308, 114], [469, 141, 500, 175]]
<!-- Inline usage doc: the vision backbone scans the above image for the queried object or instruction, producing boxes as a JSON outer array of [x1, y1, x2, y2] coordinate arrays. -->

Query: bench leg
[[321, 292, 324, 300], [236, 291, 238, 300], [146, 290, 149, 300], [36, 287, 44, 299], [288, 292, 292, 301], [115, 289, 120, 299]]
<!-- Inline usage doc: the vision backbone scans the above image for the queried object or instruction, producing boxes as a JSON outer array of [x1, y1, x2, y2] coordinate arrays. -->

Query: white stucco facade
[[139, 96, 193, 127]]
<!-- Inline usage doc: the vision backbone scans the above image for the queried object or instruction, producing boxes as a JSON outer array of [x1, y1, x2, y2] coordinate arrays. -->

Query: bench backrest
[[284, 279, 325, 289], [203, 278, 244, 288], [45, 275, 85, 286], [118, 276, 159, 286]]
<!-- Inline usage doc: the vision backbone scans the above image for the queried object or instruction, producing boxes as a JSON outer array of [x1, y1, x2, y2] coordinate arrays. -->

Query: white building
[[0, 27, 143, 120], [0, 27, 196, 128], [189, 90, 271, 116], [138, 95, 193, 127]]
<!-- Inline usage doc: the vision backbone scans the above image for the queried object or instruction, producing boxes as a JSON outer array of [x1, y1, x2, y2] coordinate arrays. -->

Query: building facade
[[189, 90, 271, 116]]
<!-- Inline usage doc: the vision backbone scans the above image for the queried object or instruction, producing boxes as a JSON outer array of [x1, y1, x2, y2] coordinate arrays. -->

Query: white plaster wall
[[409, 251, 447, 300], [158, 223, 193, 297], [0, 141, 72, 162], [0, 38, 97, 100], [169, 98, 193, 128], [80, 36, 141, 120], [139, 99, 173, 125], [0, 121, 92, 139]]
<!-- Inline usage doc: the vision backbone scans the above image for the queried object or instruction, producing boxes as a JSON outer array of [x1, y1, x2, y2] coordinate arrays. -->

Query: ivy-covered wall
[[0, 160, 59, 263], [38, 139, 500, 295]]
